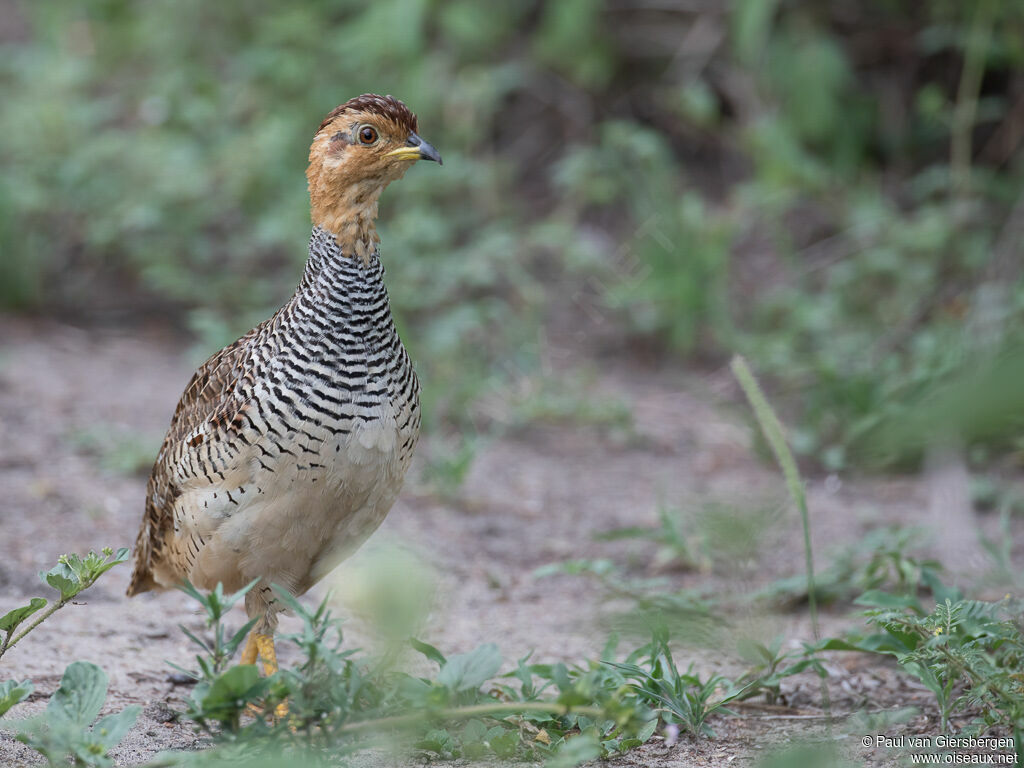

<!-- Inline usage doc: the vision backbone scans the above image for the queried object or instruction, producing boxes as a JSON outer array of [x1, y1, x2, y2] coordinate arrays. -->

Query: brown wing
[[127, 327, 260, 595]]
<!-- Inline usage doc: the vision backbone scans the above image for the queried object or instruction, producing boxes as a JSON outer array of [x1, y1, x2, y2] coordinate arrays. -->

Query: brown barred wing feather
[[126, 327, 260, 596]]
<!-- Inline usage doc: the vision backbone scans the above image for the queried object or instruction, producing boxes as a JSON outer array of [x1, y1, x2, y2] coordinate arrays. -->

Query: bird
[[126, 94, 442, 681]]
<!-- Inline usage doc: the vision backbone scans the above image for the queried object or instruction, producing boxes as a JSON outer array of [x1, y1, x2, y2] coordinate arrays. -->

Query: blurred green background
[[2, 0, 1023, 472]]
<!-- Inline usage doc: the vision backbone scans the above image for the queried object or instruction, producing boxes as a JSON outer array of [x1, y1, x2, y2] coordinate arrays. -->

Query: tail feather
[[126, 562, 158, 596]]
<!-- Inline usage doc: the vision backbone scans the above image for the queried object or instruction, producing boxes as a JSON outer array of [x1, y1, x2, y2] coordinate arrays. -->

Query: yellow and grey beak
[[386, 132, 443, 165]]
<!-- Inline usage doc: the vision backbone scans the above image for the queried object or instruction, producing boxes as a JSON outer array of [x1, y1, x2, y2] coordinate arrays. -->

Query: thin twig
[[1, 601, 68, 658], [335, 701, 609, 734]]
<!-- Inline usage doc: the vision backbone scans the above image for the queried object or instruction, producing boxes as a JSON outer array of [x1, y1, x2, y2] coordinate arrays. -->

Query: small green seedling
[[173, 579, 260, 683], [0, 678, 33, 718], [0, 548, 130, 662], [5, 661, 139, 768]]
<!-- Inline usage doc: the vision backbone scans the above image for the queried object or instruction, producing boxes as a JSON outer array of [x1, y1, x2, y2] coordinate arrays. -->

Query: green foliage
[[5, 661, 140, 768], [556, 124, 734, 354], [0, 548, 129, 661], [0, 550, 133, 766], [0, 679, 33, 719], [0, 599, 48, 637], [169, 581, 665, 765], [5, 1, 1024, 469], [174, 580, 260, 683], [734, 636, 826, 706], [436, 643, 502, 693], [842, 584, 1024, 749], [759, 525, 944, 607], [608, 629, 748, 738]]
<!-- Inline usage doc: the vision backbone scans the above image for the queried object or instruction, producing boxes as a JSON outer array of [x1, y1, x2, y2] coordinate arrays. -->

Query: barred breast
[[128, 227, 420, 629]]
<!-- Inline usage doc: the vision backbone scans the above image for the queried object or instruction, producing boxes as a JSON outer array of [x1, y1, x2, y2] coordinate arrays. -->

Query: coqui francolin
[[127, 94, 441, 686]]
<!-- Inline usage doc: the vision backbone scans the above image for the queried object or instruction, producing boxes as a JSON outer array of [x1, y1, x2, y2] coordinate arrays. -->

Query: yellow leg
[[254, 633, 278, 677], [241, 631, 289, 720], [240, 632, 259, 666]]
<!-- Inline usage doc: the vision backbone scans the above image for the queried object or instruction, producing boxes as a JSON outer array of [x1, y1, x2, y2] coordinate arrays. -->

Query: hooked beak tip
[[406, 132, 442, 165]]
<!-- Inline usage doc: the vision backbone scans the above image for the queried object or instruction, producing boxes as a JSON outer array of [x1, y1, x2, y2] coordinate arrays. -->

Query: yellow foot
[[240, 631, 289, 721], [253, 633, 278, 677], [245, 701, 290, 721], [240, 631, 260, 666]]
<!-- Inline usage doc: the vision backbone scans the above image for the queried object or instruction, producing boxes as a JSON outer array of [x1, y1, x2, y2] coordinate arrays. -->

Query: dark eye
[[358, 125, 378, 144]]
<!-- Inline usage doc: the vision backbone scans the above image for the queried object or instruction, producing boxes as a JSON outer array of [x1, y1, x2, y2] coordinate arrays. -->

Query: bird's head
[[307, 94, 441, 257]]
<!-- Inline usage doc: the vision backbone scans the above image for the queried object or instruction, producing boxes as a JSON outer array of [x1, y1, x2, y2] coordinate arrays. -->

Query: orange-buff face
[[306, 94, 441, 256]]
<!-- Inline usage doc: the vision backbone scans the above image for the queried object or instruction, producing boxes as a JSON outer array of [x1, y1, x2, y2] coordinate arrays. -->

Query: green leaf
[[922, 570, 962, 606], [40, 563, 80, 602], [416, 727, 455, 755], [411, 637, 447, 666], [48, 661, 107, 727], [437, 643, 502, 692], [732, 0, 780, 64], [86, 548, 131, 581], [0, 679, 33, 718], [0, 598, 47, 633], [462, 718, 487, 743], [222, 578, 260, 611], [901, 661, 944, 699], [854, 589, 922, 613], [816, 633, 914, 654], [198, 665, 268, 722], [635, 716, 659, 743], [814, 637, 873, 652], [490, 728, 520, 758], [225, 617, 260, 657], [461, 719, 489, 759], [90, 705, 141, 750], [545, 732, 602, 768]]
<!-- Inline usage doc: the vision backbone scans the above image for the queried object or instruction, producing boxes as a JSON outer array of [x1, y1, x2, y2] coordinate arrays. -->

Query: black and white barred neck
[[284, 225, 395, 356], [300, 226, 382, 282], [241, 225, 420, 464]]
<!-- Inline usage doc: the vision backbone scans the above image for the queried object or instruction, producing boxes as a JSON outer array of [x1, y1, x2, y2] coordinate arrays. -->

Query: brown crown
[[316, 94, 419, 137]]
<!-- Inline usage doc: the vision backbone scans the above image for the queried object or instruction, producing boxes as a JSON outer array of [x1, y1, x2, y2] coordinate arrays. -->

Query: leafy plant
[[173, 579, 260, 684], [0, 550, 134, 766], [4, 661, 140, 768], [0, 679, 33, 719], [857, 588, 1024, 741], [608, 628, 747, 738], [734, 635, 827, 706], [759, 525, 944, 607], [0, 548, 129, 662], [170, 580, 657, 765]]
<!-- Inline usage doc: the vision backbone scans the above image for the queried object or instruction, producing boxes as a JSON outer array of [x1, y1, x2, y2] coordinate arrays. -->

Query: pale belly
[[161, 404, 418, 597]]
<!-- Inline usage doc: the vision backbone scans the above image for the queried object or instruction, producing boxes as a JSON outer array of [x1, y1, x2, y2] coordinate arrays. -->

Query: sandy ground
[[0, 317, 1020, 767]]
